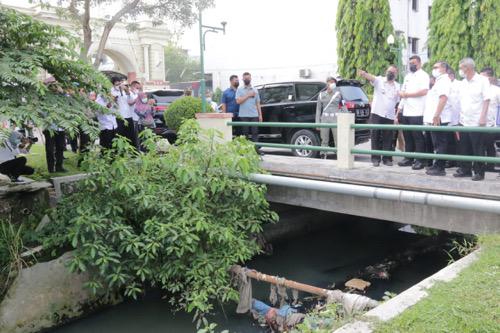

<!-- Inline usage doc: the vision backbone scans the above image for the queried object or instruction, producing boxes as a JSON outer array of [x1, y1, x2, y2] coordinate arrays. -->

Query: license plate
[[356, 109, 369, 117]]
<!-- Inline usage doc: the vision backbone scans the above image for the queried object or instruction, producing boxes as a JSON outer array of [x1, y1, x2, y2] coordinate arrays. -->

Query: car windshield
[[338, 85, 369, 103], [149, 91, 183, 104]]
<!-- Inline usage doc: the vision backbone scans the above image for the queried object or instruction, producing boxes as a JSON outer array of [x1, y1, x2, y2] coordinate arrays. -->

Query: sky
[[1, 0, 339, 74]]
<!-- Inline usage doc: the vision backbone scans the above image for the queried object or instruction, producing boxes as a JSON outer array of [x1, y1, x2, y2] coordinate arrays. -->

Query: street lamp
[[387, 34, 404, 82], [198, 9, 226, 113]]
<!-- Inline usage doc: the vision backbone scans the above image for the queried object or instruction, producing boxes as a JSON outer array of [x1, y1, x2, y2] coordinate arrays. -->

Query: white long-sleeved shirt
[[96, 95, 118, 131]]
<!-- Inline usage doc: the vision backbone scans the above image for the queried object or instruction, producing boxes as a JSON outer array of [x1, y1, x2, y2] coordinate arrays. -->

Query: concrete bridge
[[256, 154, 500, 235]]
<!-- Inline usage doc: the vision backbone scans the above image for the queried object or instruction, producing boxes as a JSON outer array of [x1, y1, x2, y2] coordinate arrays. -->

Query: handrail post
[[337, 113, 355, 169]]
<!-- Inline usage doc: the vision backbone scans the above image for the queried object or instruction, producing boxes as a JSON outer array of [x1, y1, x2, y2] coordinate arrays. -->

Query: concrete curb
[[333, 248, 481, 333]]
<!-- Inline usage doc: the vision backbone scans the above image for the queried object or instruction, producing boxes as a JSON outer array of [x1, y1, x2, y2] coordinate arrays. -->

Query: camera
[[28, 136, 38, 143]]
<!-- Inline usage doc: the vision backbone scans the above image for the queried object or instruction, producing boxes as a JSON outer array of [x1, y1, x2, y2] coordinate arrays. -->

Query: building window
[[412, 0, 419, 12], [408, 37, 419, 54]]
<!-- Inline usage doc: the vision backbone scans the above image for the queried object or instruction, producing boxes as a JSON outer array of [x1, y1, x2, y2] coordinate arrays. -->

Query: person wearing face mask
[[127, 81, 142, 149], [221, 75, 240, 135], [395, 55, 430, 170], [110, 77, 137, 148], [236, 72, 263, 153], [423, 61, 453, 176], [315, 77, 347, 159], [205, 90, 220, 112], [358, 66, 400, 166], [454, 58, 491, 181]]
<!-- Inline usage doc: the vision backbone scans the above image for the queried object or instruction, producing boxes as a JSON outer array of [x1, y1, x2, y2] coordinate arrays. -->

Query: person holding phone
[[236, 72, 263, 153]]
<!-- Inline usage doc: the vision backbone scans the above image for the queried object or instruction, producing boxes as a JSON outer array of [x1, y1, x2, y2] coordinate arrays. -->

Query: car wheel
[[290, 129, 319, 158]]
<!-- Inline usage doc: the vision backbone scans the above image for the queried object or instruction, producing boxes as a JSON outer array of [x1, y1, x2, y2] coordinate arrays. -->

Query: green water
[[48, 212, 450, 333]]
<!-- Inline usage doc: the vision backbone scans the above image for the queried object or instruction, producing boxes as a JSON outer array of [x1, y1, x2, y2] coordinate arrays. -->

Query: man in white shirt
[[479, 67, 500, 171], [395, 55, 429, 170], [423, 62, 453, 176], [358, 65, 400, 166], [454, 58, 491, 181], [92, 92, 117, 150], [111, 78, 137, 147], [128, 81, 142, 148]]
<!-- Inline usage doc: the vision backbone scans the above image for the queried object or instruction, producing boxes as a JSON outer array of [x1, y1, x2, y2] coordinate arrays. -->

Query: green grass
[[375, 235, 500, 333], [24, 144, 82, 180]]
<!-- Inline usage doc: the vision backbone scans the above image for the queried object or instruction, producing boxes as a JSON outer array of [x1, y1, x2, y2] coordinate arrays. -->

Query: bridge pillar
[[337, 113, 355, 169]]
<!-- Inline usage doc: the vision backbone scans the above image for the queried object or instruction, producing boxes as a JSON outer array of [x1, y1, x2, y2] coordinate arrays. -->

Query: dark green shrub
[[164, 96, 214, 131]]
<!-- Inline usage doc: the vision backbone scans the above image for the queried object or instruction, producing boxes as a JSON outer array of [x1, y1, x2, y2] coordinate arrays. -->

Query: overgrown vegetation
[[40, 121, 277, 326], [0, 219, 26, 298], [375, 235, 500, 333], [293, 302, 359, 333], [164, 96, 214, 131]]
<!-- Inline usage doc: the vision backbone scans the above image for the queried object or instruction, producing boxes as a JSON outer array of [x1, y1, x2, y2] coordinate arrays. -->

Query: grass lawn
[[375, 235, 500, 333], [24, 144, 82, 180]]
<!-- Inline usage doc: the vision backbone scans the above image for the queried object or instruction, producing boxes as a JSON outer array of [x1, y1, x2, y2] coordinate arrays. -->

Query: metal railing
[[227, 118, 500, 167]]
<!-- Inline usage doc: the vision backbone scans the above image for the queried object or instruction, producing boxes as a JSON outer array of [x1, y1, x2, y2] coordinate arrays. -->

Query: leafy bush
[[164, 96, 214, 131], [42, 121, 277, 324], [0, 8, 110, 137]]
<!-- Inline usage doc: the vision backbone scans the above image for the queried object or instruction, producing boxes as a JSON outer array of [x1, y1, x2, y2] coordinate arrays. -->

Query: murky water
[[48, 211, 450, 333]]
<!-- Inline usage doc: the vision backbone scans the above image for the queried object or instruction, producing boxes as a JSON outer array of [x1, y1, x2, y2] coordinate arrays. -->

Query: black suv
[[255, 80, 371, 158]]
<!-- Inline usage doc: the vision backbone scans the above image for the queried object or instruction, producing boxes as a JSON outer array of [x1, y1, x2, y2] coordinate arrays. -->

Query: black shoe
[[372, 161, 380, 167], [412, 162, 425, 170], [453, 169, 472, 178], [425, 165, 436, 171], [383, 160, 393, 166], [398, 159, 413, 167], [472, 174, 485, 181], [426, 168, 446, 176], [444, 161, 456, 168], [55, 167, 68, 173]]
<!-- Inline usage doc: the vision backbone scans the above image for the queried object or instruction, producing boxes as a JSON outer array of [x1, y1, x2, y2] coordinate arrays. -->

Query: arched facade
[[5, 4, 170, 87]]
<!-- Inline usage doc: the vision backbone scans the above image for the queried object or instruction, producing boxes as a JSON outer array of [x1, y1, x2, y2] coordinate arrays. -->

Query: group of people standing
[[358, 56, 498, 181], [94, 78, 156, 151]]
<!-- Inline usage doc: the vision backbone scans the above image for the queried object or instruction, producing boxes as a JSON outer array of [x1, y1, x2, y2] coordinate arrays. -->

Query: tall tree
[[164, 43, 200, 83], [428, 0, 499, 73], [336, 0, 396, 80], [428, 0, 472, 70], [469, 0, 500, 73], [34, 0, 213, 67], [336, 0, 357, 78]]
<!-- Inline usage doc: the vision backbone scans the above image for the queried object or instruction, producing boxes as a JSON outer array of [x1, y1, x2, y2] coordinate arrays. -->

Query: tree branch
[[92, 0, 141, 68], [80, 0, 92, 60]]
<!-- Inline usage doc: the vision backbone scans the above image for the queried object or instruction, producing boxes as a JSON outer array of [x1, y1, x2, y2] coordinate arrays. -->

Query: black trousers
[[457, 132, 486, 175], [239, 117, 259, 143], [430, 123, 450, 169], [401, 116, 425, 162], [0, 157, 34, 180], [370, 114, 394, 162], [117, 117, 138, 148], [99, 129, 116, 150], [43, 130, 65, 172]]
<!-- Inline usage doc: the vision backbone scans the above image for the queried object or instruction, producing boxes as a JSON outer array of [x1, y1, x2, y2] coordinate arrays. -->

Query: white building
[[207, 0, 432, 90]]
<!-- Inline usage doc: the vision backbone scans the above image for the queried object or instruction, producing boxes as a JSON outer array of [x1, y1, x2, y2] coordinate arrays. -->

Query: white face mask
[[329, 83, 336, 90], [459, 69, 466, 78], [432, 69, 442, 78], [141, 98, 148, 104]]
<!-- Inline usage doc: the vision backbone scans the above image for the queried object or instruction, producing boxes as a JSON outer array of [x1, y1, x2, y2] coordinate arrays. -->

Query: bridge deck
[[260, 155, 500, 200]]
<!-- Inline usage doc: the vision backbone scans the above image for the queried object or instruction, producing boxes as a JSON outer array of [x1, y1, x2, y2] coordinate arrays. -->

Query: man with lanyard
[[358, 66, 400, 166], [396, 55, 429, 170], [423, 61, 453, 176], [236, 72, 263, 153], [91, 91, 118, 150], [111, 78, 137, 147], [454, 58, 491, 181], [315, 76, 347, 159], [221, 75, 240, 135]]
